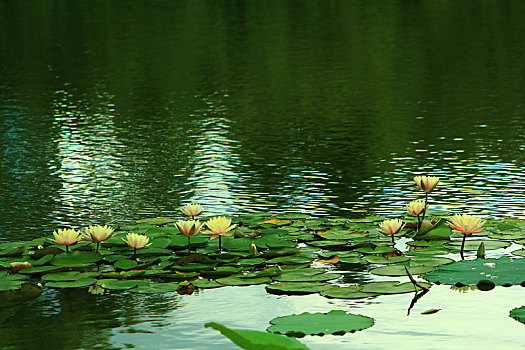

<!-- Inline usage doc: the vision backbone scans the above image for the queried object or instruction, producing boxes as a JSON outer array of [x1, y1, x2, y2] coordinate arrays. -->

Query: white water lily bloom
[[405, 200, 427, 216], [205, 216, 237, 240], [378, 219, 405, 236], [176, 220, 203, 237], [448, 214, 486, 235], [82, 225, 116, 242], [50, 229, 81, 246], [182, 204, 203, 217], [123, 232, 151, 249], [414, 175, 440, 193]]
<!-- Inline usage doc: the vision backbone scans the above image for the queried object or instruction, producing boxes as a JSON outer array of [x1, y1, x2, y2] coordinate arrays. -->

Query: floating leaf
[[51, 251, 103, 267], [114, 259, 138, 270], [46, 278, 97, 288], [136, 218, 175, 225], [445, 240, 510, 251], [421, 309, 441, 315], [273, 269, 341, 282], [360, 281, 430, 294], [364, 256, 410, 264], [370, 265, 435, 277], [42, 271, 99, 281], [130, 282, 178, 293], [509, 306, 525, 324], [216, 276, 271, 286], [266, 282, 330, 295], [320, 286, 379, 299], [267, 310, 374, 336], [205, 322, 309, 350], [424, 256, 525, 286]]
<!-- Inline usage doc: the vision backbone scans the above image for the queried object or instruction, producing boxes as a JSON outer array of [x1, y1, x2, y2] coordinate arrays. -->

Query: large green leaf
[[320, 286, 379, 299], [51, 251, 103, 267], [272, 269, 341, 282], [509, 306, 525, 324], [205, 322, 309, 350], [424, 256, 525, 286], [416, 218, 452, 240], [267, 310, 374, 336], [266, 282, 329, 295]]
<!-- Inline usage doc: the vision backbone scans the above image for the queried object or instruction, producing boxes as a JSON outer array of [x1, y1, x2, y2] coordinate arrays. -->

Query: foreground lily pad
[[272, 269, 341, 282], [509, 306, 525, 324], [51, 251, 103, 267], [424, 257, 525, 286], [267, 310, 374, 336], [320, 286, 379, 299], [205, 322, 309, 350], [266, 282, 330, 295], [360, 281, 430, 294], [46, 278, 98, 288]]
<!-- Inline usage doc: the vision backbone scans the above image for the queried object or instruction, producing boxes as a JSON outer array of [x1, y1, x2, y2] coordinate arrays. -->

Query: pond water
[[0, 1, 524, 349]]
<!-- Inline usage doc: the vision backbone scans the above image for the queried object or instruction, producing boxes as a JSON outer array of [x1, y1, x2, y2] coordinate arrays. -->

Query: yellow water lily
[[50, 229, 81, 252], [182, 204, 203, 218], [176, 220, 203, 237], [447, 214, 486, 235], [405, 200, 427, 216], [448, 213, 486, 260], [205, 216, 237, 250], [414, 175, 440, 193], [123, 232, 151, 258], [378, 219, 405, 245], [82, 225, 116, 252], [176, 220, 204, 255]]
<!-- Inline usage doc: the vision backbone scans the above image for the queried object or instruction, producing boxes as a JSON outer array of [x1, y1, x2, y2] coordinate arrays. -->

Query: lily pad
[[114, 259, 138, 270], [273, 269, 341, 282], [370, 265, 435, 277], [266, 282, 330, 295], [205, 322, 309, 350], [360, 281, 430, 294], [46, 278, 97, 288], [364, 256, 410, 264], [424, 256, 525, 286], [216, 276, 271, 286], [51, 251, 103, 267], [509, 306, 525, 324], [320, 286, 379, 299], [445, 240, 510, 251], [192, 279, 223, 289], [42, 271, 99, 281], [130, 282, 178, 293], [267, 310, 374, 336]]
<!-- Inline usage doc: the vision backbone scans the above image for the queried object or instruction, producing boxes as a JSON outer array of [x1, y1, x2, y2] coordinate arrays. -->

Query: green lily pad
[[266, 282, 330, 295], [99, 280, 148, 290], [320, 285, 380, 299], [46, 278, 97, 288], [130, 282, 178, 293], [354, 246, 395, 254], [416, 218, 452, 240], [114, 259, 138, 270], [19, 266, 65, 275], [51, 251, 103, 267], [360, 281, 430, 294], [216, 276, 271, 286], [445, 240, 510, 251], [424, 256, 525, 286], [267, 255, 313, 265], [364, 256, 410, 264], [205, 322, 309, 350], [136, 218, 175, 225], [267, 310, 374, 336], [192, 279, 223, 289], [511, 249, 525, 257], [370, 265, 435, 276], [42, 271, 99, 281], [509, 306, 525, 324], [273, 269, 341, 282]]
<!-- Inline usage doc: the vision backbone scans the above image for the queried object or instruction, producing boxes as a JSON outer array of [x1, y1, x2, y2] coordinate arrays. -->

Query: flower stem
[[419, 193, 429, 230], [460, 234, 466, 260], [66, 245, 69, 253], [188, 236, 191, 255], [96, 242, 100, 253], [391, 234, 395, 246], [219, 236, 222, 251], [133, 247, 137, 260]]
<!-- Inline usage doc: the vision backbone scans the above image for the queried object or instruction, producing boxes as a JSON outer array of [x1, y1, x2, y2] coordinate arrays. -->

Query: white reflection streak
[[49, 88, 127, 223]]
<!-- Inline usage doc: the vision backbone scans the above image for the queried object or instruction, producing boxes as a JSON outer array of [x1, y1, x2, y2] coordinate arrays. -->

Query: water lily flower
[[176, 220, 203, 255], [205, 216, 237, 250], [50, 229, 81, 252], [405, 200, 427, 216], [448, 214, 486, 260], [414, 175, 440, 193], [249, 243, 258, 257], [182, 204, 203, 218], [123, 232, 151, 259], [378, 219, 405, 245], [82, 225, 116, 252]]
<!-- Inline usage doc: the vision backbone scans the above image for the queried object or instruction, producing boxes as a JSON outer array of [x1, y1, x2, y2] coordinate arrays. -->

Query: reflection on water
[[0, 0, 524, 349]]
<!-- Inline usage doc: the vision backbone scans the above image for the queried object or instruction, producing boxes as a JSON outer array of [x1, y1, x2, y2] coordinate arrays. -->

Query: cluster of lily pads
[[1, 177, 525, 349]]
